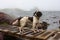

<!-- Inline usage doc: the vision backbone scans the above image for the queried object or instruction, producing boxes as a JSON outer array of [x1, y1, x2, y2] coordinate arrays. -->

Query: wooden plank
[[52, 32, 60, 40], [0, 29, 2, 31], [0, 27, 9, 32], [26, 29, 45, 37], [36, 31, 56, 40], [21, 30, 33, 35], [0, 26, 58, 40], [2, 29, 9, 32], [0, 25, 19, 33], [16, 29, 33, 35]]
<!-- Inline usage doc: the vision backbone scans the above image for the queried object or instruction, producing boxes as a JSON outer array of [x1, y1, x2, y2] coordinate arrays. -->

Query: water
[[0, 9, 60, 31], [41, 11, 60, 30]]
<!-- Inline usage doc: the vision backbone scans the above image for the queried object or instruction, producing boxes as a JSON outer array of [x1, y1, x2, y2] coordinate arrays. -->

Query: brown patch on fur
[[28, 17, 33, 22]]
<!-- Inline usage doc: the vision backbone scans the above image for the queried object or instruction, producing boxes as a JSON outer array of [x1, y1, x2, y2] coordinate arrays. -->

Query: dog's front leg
[[32, 23, 37, 33], [19, 25, 24, 33], [18, 27, 22, 33], [19, 26, 24, 33], [32, 16, 39, 33]]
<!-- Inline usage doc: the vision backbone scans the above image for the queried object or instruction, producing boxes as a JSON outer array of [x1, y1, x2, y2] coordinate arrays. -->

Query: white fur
[[19, 16, 29, 32], [33, 16, 39, 32], [20, 16, 28, 27]]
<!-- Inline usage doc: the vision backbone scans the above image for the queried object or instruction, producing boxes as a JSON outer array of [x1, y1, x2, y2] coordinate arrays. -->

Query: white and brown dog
[[12, 11, 42, 33]]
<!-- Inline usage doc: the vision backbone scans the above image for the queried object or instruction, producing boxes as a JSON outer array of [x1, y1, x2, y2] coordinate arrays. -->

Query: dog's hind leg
[[32, 16, 39, 33], [19, 16, 28, 33], [19, 21, 26, 33]]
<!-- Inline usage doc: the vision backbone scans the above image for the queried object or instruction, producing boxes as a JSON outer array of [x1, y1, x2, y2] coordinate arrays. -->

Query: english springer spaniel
[[12, 11, 42, 33]]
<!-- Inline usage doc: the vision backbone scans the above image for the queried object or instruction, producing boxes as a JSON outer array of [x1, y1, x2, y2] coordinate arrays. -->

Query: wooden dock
[[52, 31, 60, 40], [0, 25, 59, 40]]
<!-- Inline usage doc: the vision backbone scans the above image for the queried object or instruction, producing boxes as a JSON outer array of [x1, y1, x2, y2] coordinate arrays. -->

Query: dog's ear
[[33, 11, 36, 16]]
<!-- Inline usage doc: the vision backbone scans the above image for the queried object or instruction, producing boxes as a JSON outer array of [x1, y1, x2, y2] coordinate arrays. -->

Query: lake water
[[41, 11, 60, 30]]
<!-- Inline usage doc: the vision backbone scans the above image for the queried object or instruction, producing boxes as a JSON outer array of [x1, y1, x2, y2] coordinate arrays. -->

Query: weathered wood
[[52, 31, 60, 40], [36, 30, 56, 40], [0, 25, 59, 40], [26, 29, 45, 37]]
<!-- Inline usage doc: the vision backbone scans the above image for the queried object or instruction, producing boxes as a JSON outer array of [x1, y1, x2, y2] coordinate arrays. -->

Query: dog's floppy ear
[[33, 11, 36, 16]]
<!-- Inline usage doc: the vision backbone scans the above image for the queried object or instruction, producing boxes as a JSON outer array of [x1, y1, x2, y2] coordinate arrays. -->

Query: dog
[[12, 11, 42, 33]]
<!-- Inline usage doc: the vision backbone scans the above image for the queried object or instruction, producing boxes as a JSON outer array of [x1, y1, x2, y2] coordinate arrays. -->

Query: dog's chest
[[33, 16, 39, 23]]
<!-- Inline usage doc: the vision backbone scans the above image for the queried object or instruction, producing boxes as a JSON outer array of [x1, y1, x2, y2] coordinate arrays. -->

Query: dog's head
[[33, 11, 42, 18]]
